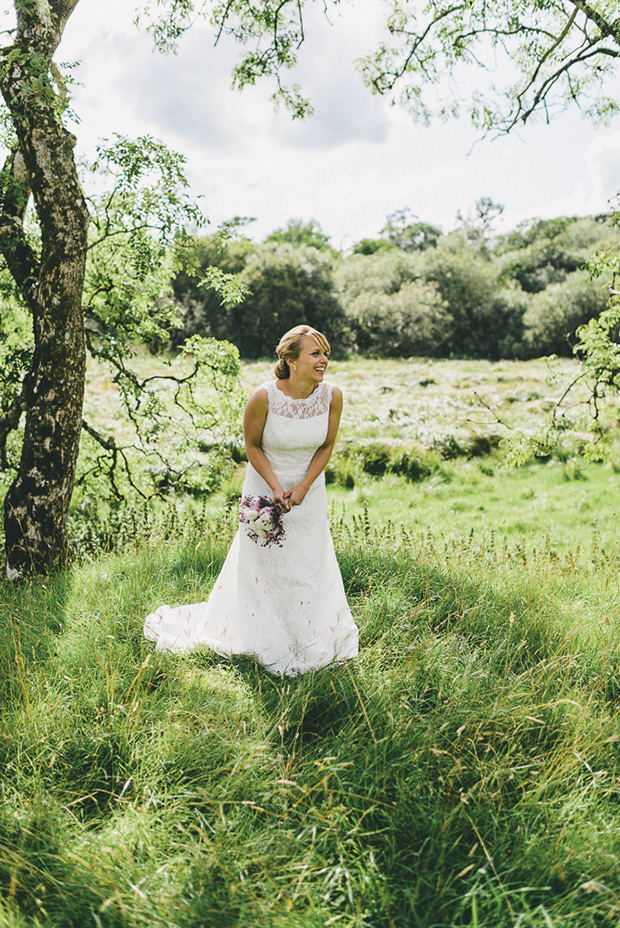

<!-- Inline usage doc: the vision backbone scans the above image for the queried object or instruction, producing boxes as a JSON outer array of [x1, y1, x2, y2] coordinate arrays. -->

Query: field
[[2, 357, 620, 927], [80, 352, 620, 549], [239, 357, 620, 553]]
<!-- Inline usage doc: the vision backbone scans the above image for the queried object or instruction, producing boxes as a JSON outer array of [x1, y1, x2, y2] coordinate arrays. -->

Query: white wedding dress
[[144, 380, 359, 675]]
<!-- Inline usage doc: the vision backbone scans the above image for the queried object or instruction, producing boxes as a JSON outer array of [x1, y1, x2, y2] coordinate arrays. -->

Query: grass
[[2, 512, 620, 927], [326, 457, 620, 552], [3, 355, 620, 925]]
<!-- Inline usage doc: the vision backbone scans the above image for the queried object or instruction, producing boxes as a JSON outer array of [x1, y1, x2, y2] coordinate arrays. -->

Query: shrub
[[497, 215, 616, 293], [335, 441, 442, 481], [335, 249, 421, 301], [345, 281, 450, 357], [521, 270, 609, 358], [420, 237, 526, 359], [227, 243, 349, 358]]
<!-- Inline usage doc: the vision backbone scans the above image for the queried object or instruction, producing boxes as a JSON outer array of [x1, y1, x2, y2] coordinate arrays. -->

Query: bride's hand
[[285, 484, 308, 508], [273, 484, 290, 511]]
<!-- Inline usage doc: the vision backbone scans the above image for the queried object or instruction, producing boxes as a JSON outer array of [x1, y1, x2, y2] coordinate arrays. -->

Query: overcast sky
[[33, 0, 620, 248]]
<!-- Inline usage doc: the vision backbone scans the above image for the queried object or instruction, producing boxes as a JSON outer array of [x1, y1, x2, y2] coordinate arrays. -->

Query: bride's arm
[[243, 387, 290, 509], [285, 387, 343, 508]]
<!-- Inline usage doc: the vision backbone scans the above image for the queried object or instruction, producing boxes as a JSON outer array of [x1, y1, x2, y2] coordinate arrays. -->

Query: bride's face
[[294, 337, 329, 383]]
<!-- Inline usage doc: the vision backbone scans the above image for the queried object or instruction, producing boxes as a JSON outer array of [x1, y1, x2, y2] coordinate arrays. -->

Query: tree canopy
[[359, 0, 620, 133]]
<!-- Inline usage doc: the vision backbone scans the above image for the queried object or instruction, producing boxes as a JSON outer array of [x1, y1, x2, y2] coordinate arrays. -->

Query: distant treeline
[[169, 208, 616, 360]]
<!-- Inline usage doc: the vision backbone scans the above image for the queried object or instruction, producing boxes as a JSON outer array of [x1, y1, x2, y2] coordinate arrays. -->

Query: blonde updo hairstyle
[[274, 325, 330, 380]]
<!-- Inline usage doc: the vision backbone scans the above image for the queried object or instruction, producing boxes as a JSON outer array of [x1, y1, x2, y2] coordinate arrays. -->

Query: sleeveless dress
[[143, 380, 359, 676]]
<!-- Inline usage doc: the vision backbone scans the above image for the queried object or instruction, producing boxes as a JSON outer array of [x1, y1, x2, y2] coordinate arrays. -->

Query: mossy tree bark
[[0, 0, 89, 575]]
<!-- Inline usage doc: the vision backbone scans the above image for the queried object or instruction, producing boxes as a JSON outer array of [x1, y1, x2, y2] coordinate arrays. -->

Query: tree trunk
[[0, 1, 89, 576]]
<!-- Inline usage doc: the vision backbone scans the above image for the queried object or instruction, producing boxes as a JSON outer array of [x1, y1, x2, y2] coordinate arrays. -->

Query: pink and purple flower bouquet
[[239, 495, 287, 547]]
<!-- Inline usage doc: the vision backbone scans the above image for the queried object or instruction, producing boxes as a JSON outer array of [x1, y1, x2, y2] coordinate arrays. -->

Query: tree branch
[[571, 1, 620, 47], [80, 415, 209, 501], [0, 381, 27, 471], [508, 38, 616, 130], [81, 418, 147, 500], [0, 149, 40, 311], [48, 0, 83, 34], [527, 7, 579, 91]]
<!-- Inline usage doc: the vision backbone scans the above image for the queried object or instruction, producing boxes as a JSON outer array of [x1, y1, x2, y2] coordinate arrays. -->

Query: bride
[[144, 324, 359, 675]]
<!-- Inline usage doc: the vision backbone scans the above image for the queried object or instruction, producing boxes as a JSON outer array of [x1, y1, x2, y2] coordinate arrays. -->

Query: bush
[[335, 249, 421, 302], [497, 215, 616, 293], [345, 281, 450, 357], [420, 237, 526, 359], [227, 243, 349, 358], [521, 270, 609, 357], [335, 441, 442, 481], [336, 250, 454, 357]]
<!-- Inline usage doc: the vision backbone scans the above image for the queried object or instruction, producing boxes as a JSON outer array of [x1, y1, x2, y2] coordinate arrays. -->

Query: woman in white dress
[[144, 325, 359, 675]]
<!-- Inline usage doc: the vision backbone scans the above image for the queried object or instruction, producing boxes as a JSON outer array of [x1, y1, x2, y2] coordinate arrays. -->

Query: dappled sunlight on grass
[[2, 516, 620, 925]]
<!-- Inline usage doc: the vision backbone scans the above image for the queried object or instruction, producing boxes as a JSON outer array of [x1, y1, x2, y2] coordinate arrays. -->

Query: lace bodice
[[265, 380, 332, 419], [256, 380, 333, 488]]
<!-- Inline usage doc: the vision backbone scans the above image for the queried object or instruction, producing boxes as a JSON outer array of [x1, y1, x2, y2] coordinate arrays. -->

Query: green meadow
[[244, 356, 620, 554], [2, 357, 620, 927]]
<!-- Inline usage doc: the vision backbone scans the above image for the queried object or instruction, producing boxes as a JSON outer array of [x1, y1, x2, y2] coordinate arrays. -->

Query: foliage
[[224, 242, 348, 358], [420, 235, 526, 359], [351, 236, 398, 256], [335, 248, 446, 356], [184, 211, 616, 363], [574, 248, 620, 397], [358, 0, 620, 133], [497, 215, 616, 293], [329, 439, 443, 483], [0, 298, 31, 414], [0, 131, 245, 507], [172, 236, 347, 358], [265, 218, 337, 254], [76, 337, 243, 506], [136, 0, 325, 117], [455, 196, 504, 255], [170, 233, 253, 346], [168, 210, 619, 364], [0, 299, 31, 475], [380, 206, 443, 253], [548, 207, 620, 453], [335, 247, 421, 301], [343, 280, 450, 357], [83, 135, 206, 352], [521, 269, 609, 358]]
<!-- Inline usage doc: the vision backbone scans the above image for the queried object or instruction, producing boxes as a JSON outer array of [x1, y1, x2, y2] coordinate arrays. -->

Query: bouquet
[[239, 495, 287, 548]]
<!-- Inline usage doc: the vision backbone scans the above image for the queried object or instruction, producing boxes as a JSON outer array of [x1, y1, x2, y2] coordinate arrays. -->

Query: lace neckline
[[274, 382, 320, 402], [266, 380, 332, 419]]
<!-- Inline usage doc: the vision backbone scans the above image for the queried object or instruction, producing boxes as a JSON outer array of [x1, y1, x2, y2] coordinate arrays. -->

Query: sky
[[21, 0, 620, 249]]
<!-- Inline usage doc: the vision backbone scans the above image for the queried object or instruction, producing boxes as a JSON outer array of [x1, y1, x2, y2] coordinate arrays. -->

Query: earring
[[292, 364, 297, 371]]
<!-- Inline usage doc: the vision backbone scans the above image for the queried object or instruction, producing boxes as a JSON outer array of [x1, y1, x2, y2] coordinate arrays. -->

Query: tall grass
[[1, 513, 620, 927]]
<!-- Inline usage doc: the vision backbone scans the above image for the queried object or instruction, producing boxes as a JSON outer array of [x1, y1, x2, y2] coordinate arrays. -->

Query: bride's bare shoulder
[[245, 383, 270, 412]]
